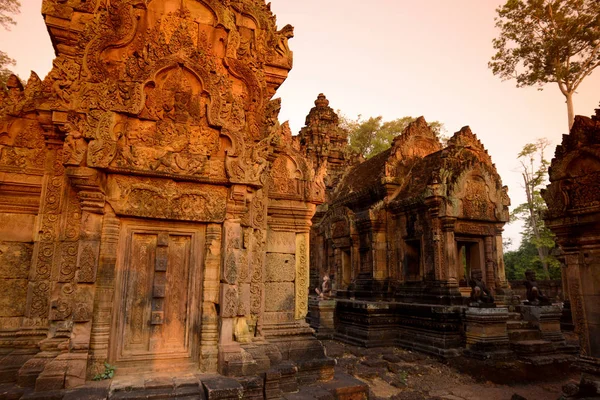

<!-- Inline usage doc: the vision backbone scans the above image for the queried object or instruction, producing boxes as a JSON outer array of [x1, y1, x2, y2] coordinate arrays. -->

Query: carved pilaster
[[26, 144, 65, 325], [86, 208, 119, 378], [295, 233, 309, 320], [199, 223, 221, 373]]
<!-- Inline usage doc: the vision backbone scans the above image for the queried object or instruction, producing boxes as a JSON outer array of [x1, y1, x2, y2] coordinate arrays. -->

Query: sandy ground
[[322, 340, 581, 400]]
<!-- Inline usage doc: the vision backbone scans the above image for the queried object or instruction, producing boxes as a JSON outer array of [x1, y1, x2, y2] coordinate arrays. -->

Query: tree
[[489, 0, 600, 130], [340, 114, 445, 159], [504, 237, 561, 281], [0, 0, 20, 88], [510, 138, 559, 279]]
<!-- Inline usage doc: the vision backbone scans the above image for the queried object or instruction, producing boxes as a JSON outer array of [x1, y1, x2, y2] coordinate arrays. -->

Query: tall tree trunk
[[523, 173, 550, 279], [566, 91, 574, 131]]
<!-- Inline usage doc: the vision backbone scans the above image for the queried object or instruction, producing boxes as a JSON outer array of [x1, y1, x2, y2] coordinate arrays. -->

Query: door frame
[[109, 219, 205, 368]]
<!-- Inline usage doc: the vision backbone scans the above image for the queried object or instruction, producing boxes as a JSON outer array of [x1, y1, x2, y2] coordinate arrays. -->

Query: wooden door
[[112, 222, 204, 367]]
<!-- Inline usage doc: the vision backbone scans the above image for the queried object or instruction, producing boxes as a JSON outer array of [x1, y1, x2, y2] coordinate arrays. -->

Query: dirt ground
[[321, 340, 582, 400]]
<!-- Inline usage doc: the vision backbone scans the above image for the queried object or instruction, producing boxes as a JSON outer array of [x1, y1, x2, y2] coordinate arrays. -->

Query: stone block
[[64, 353, 88, 389], [0, 214, 36, 242], [201, 376, 243, 399], [521, 305, 565, 344], [0, 242, 33, 279], [264, 282, 294, 312], [266, 231, 295, 254], [265, 253, 295, 282], [464, 307, 513, 360], [307, 297, 336, 339], [0, 279, 27, 317]]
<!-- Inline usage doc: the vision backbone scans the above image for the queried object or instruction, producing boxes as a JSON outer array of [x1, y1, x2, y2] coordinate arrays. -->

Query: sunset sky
[[2, 0, 599, 249]]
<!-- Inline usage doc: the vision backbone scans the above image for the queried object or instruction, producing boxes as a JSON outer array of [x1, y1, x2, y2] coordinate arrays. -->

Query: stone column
[[200, 223, 222, 373], [484, 236, 495, 291], [493, 230, 513, 305], [441, 217, 458, 285], [86, 207, 119, 378], [372, 221, 387, 282]]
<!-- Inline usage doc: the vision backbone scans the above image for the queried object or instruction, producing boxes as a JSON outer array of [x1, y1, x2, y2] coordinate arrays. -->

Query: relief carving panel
[[107, 175, 227, 222]]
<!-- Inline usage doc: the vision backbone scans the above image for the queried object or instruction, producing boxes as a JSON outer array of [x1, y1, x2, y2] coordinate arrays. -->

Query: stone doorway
[[110, 221, 205, 371], [456, 239, 484, 289]]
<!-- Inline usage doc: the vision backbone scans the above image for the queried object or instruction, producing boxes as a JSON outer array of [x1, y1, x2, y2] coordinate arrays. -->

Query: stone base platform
[[334, 299, 463, 357], [0, 369, 368, 400], [464, 307, 513, 361]]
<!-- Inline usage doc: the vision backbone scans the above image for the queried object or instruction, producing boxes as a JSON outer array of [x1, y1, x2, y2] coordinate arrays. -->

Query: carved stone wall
[[0, 0, 330, 392], [543, 111, 600, 379], [305, 116, 511, 354]]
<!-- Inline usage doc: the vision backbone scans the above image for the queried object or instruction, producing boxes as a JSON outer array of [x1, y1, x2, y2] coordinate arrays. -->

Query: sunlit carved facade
[[0, 0, 332, 392], [302, 111, 513, 354]]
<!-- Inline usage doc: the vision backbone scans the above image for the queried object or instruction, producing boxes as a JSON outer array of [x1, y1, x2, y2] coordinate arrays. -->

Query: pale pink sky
[[2, 0, 599, 249]]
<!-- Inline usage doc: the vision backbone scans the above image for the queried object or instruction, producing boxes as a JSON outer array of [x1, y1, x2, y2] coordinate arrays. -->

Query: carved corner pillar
[[492, 230, 514, 305], [18, 142, 66, 389], [86, 208, 119, 379], [441, 217, 458, 285], [484, 236, 496, 292], [48, 166, 106, 388], [371, 216, 387, 282], [424, 194, 444, 282], [200, 224, 221, 373]]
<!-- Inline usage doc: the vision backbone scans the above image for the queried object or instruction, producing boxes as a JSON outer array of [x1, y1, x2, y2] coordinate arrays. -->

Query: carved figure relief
[[461, 176, 494, 220], [107, 175, 227, 222]]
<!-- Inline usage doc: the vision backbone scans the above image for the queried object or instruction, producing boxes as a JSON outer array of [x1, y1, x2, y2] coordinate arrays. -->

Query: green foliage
[[504, 237, 561, 281], [489, 0, 600, 127], [509, 138, 558, 279], [339, 113, 446, 159], [0, 0, 20, 88], [93, 362, 116, 381], [0, 50, 15, 87]]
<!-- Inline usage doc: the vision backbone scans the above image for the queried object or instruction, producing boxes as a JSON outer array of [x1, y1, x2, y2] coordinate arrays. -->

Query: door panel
[[113, 222, 203, 365]]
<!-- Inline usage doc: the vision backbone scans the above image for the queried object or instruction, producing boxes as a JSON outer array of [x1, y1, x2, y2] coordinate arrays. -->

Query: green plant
[[398, 370, 408, 386], [93, 362, 116, 381]]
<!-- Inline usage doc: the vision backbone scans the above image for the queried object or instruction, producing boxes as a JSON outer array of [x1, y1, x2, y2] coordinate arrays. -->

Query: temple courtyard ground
[[0, 335, 582, 400], [319, 339, 580, 400]]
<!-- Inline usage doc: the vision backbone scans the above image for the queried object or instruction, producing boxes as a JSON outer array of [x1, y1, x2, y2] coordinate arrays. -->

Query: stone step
[[517, 353, 576, 366], [511, 340, 556, 355], [507, 312, 522, 321], [506, 320, 530, 330], [507, 329, 541, 342]]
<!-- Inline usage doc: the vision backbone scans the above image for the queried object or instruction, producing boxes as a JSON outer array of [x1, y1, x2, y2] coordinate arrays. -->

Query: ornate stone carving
[[107, 176, 227, 222], [295, 233, 309, 320], [77, 245, 98, 283]]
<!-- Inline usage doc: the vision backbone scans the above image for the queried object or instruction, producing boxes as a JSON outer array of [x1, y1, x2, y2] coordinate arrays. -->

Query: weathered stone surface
[[0, 242, 33, 279], [544, 110, 600, 390], [267, 232, 296, 254], [265, 254, 295, 282], [264, 283, 295, 312], [0, 279, 27, 317], [202, 377, 243, 399]]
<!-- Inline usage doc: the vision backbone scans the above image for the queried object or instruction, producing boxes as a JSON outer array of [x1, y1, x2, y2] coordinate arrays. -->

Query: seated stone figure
[[469, 269, 494, 305], [315, 275, 332, 299], [524, 269, 550, 305]]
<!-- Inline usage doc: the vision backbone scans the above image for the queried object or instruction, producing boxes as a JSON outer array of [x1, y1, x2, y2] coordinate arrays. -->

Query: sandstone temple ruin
[[0, 0, 333, 393], [0, 0, 598, 399]]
